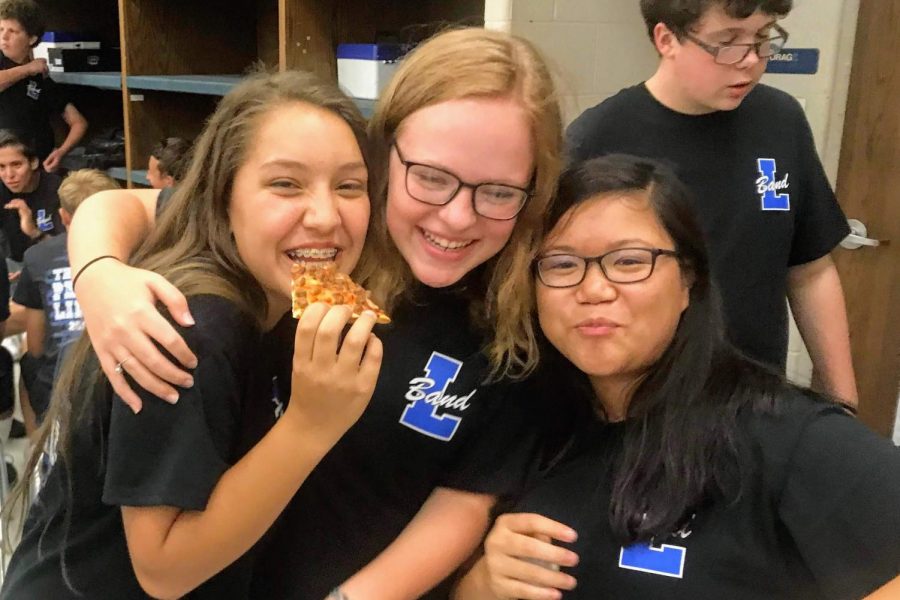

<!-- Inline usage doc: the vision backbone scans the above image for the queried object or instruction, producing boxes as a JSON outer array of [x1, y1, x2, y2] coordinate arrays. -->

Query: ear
[[28, 157, 39, 171], [162, 174, 176, 188], [59, 207, 72, 227], [652, 23, 681, 59], [28, 35, 38, 48]]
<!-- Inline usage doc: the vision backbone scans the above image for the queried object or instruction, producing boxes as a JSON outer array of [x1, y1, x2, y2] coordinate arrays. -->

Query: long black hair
[[542, 154, 800, 543]]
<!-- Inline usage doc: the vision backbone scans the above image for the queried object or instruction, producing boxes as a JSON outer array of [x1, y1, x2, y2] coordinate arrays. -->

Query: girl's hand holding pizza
[[287, 303, 383, 443]]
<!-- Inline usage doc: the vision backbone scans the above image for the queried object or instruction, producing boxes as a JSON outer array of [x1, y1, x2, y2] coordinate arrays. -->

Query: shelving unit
[[50, 72, 123, 90], [126, 75, 243, 96], [44, 0, 486, 187]]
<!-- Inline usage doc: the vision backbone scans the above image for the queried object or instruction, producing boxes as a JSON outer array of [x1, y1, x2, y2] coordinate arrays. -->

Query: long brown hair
[[1, 69, 371, 549], [356, 27, 564, 380]]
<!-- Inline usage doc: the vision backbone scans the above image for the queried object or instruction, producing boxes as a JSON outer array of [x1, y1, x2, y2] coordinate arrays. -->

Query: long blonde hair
[[1, 69, 371, 554], [356, 27, 564, 379]]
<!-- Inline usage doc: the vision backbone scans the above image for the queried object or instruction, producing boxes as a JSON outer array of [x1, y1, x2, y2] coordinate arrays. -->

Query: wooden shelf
[[125, 74, 375, 112], [126, 75, 243, 96], [47, 0, 484, 187], [107, 167, 149, 187], [130, 169, 150, 186], [51, 71, 123, 90]]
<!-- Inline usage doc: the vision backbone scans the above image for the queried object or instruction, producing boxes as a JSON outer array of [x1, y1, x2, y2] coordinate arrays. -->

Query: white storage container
[[336, 43, 403, 100]]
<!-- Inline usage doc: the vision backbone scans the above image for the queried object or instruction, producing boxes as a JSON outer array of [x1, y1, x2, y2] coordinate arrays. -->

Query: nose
[[436, 186, 478, 231], [575, 262, 617, 303], [301, 186, 341, 233], [737, 45, 762, 68]]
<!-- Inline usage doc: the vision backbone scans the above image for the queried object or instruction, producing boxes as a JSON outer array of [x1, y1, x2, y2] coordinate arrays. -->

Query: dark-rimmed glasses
[[683, 23, 789, 65], [535, 248, 679, 288], [393, 143, 531, 221]]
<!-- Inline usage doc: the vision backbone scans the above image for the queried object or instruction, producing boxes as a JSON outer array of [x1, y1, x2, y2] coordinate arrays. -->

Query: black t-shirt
[[13, 232, 81, 393], [1, 295, 273, 599], [514, 394, 900, 599], [0, 257, 9, 321], [246, 286, 541, 599], [155, 186, 176, 217], [566, 84, 850, 369], [0, 55, 70, 161], [0, 169, 63, 262]]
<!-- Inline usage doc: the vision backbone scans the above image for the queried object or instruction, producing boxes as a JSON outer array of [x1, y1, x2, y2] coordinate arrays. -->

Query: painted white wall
[[485, 0, 862, 391], [894, 390, 900, 445]]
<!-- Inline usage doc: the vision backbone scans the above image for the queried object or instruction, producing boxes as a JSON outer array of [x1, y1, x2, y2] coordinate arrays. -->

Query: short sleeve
[[788, 114, 850, 266], [102, 297, 257, 511], [439, 384, 541, 499], [778, 407, 900, 598], [12, 252, 41, 309], [43, 77, 70, 116], [565, 105, 609, 164], [155, 188, 174, 217]]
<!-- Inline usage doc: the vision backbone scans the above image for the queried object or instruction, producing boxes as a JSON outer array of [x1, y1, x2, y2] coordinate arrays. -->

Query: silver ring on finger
[[114, 357, 133, 375]]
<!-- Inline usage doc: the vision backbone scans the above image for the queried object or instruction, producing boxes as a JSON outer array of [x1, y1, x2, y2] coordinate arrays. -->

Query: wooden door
[[833, 0, 899, 437]]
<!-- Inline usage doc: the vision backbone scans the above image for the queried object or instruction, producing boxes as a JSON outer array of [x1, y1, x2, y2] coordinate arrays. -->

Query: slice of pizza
[[291, 262, 390, 324]]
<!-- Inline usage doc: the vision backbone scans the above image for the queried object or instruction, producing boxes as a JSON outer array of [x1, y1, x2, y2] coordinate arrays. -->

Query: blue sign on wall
[[766, 48, 819, 75]]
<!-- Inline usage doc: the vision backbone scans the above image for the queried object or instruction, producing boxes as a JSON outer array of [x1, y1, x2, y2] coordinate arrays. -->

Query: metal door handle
[[841, 218, 887, 250], [843, 233, 880, 247]]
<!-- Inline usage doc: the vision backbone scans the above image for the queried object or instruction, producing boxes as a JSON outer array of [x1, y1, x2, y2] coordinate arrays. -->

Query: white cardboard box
[[337, 58, 399, 100]]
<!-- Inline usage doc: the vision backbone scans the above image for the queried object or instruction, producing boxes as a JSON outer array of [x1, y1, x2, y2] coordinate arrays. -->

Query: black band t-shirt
[[0, 56, 69, 161], [246, 285, 541, 599], [12, 232, 81, 415], [0, 169, 63, 262], [566, 84, 849, 369], [1, 295, 273, 599], [513, 394, 900, 599]]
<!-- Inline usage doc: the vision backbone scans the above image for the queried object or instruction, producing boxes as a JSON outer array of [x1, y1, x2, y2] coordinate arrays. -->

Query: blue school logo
[[756, 158, 790, 211], [619, 542, 686, 578], [399, 351, 475, 441], [36, 209, 54, 232]]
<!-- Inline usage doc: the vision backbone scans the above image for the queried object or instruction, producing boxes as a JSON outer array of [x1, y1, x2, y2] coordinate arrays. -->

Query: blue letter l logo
[[399, 352, 463, 441], [619, 542, 686, 578]]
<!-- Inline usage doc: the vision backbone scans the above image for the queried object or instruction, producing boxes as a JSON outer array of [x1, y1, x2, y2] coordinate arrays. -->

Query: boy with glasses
[[567, 0, 857, 405]]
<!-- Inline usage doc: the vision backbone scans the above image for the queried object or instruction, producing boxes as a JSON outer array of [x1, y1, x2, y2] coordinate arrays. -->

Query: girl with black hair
[[454, 154, 900, 600]]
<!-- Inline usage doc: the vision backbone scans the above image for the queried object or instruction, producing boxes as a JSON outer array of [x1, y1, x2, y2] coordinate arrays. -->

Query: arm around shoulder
[[67, 188, 159, 273]]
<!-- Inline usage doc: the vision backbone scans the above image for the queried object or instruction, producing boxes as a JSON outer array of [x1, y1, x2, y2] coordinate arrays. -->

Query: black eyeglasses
[[535, 248, 679, 288], [392, 143, 531, 221], [683, 23, 789, 65]]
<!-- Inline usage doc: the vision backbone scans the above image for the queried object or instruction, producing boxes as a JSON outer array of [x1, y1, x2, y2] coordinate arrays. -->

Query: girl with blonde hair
[[64, 27, 564, 598]]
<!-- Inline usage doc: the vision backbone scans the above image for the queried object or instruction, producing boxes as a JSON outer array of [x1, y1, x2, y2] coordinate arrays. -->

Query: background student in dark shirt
[[0, 69, 381, 600], [455, 156, 900, 600], [12, 169, 119, 437], [147, 136, 192, 190], [0, 130, 62, 262], [566, 0, 856, 406], [0, 0, 88, 171], [64, 27, 564, 599]]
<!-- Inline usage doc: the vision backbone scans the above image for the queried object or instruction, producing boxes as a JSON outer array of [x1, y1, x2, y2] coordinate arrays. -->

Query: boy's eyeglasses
[[683, 24, 789, 65]]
